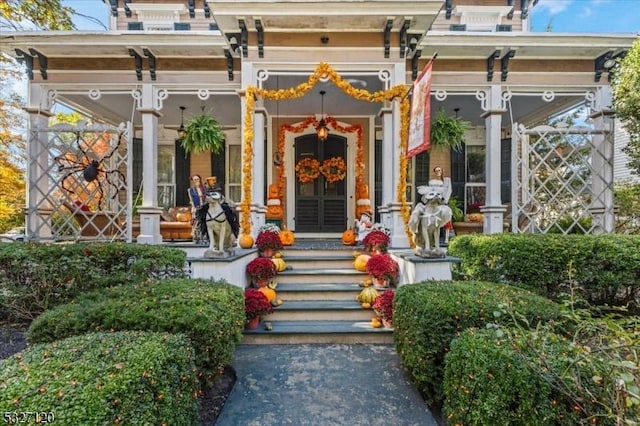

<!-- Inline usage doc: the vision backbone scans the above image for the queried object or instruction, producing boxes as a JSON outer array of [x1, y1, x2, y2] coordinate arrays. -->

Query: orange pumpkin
[[342, 229, 356, 246], [279, 229, 295, 246], [353, 254, 371, 272], [258, 286, 276, 303], [239, 234, 254, 249]]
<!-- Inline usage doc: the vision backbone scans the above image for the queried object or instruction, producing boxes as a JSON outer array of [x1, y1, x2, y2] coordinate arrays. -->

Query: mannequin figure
[[188, 174, 208, 244]]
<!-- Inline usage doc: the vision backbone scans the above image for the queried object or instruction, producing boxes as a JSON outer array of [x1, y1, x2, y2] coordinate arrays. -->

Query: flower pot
[[253, 278, 270, 288], [259, 249, 275, 258], [245, 316, 260, 330], [372, 277, 390, 289], [382, 318, 393, 328]]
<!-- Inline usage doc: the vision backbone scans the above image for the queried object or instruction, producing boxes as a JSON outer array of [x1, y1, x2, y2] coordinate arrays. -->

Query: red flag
[[406, 59, 433, 158]]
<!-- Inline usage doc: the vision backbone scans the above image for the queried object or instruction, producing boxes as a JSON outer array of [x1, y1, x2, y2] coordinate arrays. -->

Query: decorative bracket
[[204, 0, 211, 18], [255, 19, 264, 58], [227, 33, 240, 55], [445, 0, 453, 19], [411, 50, 422, 81], [15, 48, 34, 80], [383, 19, 393, 59], [142, 48, 156, 81], [107, 0, 117, 17], [507, 0, 514, 19], [238, 19, 248, 58], [521, 0, 530, 20], [128, 48, 143, 81], [501, 49, 516, 82], [28, 48, 48, 80], [224, 49, 234, 81], [188, 0, 195, 18], [399, 19, 410, 58], [486, 50, 501, 81], [124, 0, 131, 18]]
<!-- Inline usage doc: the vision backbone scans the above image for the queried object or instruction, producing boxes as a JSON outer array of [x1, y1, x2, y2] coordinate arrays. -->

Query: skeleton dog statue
[[408, 185, 452, 258], [197, 186, 239, 258]]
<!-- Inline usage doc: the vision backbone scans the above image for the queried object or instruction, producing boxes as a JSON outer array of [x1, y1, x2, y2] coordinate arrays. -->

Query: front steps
[[242, 243, 394, 344]]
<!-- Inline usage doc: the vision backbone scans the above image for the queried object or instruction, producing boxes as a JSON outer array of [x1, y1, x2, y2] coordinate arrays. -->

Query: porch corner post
[[136, 83, 163, 244], [480, 85, 507, 233], [252, 107, 267, 231], [24, 84, 54, 241], [379, 107, 394, 228], [588, 86, 616, 234]]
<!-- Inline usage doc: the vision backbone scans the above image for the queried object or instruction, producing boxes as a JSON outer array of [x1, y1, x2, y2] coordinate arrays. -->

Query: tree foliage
[[612, 38, 640, 175], [0, 0, 74, 31]]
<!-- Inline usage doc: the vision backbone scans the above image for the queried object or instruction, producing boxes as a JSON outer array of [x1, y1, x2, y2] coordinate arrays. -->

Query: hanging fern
[[430, 109, 471, 152], [180, 111, 225, 155]]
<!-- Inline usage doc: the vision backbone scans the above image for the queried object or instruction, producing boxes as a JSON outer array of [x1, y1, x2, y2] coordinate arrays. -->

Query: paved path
[[215, 344, 439, 426]]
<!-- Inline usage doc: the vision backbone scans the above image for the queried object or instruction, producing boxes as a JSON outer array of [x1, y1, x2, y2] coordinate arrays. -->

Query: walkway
[[214, 344, 440, 426]]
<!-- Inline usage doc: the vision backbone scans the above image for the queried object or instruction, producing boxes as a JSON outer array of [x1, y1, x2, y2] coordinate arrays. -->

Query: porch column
[[25, 84, 54, 241], [378, 107, 393, 228], [252, 107, 267, 231], [588, 86, 615, 233], [480, 86, 507, 233], [136, 84, 163, 244]]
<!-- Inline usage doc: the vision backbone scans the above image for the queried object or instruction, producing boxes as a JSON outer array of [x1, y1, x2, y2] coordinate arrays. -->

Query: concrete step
[[275, 268, 368, 284], [268, 300, 374, 321], [242, 320, 393, 344], [282, 254, 357, 269], [275, 283, 362, 301]]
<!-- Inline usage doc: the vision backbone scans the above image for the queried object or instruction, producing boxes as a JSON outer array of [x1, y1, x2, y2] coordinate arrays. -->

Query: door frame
[[285, 119, 356, 233]]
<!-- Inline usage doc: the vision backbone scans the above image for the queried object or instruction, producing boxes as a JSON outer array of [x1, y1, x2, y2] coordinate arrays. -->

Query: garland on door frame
[[241, 62, 412, 246]]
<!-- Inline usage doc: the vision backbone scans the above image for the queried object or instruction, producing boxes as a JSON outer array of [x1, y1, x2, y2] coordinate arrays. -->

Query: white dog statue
[[408, 185, 452, 258]]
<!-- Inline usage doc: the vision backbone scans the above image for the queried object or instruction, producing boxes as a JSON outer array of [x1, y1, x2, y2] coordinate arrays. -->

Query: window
[[227, 145, 242, 202], [157, 145, 175, 209], [174, 22, 191, 31], [127, 22, 143, 30], [465, 146, 486, 213]]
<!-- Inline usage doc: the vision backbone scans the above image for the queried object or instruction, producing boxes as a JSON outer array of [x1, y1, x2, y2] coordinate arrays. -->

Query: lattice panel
[[27, 121, 132, 242], [512, 123, 613, 234]]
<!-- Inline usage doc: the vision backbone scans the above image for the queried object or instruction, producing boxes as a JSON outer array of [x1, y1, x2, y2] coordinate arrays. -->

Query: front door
[[294, 134, 347, 232]]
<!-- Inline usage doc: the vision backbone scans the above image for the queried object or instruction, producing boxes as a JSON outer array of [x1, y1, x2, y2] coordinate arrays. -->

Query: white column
[[589, 86, 615, 233], [480, 86, 507, 233], [252, 107, 267, 231], [136, 84, 163, 244], [387, 97, 410, 248], [378, 107, 393, 228]]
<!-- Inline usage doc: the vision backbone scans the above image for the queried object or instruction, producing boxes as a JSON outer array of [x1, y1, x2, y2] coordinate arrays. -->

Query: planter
[[372, 277, 390, 289], [382, 318, 393, 328], [253, 278, 270, 288], [245, 316, 260, 330], [259, 249, 275, 258], [452, 221, 484, 235]]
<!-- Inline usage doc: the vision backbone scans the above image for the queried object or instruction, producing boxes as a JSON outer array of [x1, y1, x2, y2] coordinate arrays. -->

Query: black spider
[[54, 131, 127, 210]]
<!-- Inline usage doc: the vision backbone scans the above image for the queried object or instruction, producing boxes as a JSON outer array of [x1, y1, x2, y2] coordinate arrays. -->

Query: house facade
[[2, 0, 636, 245]]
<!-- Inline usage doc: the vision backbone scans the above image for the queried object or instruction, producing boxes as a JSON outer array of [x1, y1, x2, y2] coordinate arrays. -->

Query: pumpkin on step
[[279, 229, 295, 246], [342, 229, 356, 246], [258, 286, 276, 303], [356, 287, 379, 304], [239, 234, 254, 249], [353, 254, 371, 272]]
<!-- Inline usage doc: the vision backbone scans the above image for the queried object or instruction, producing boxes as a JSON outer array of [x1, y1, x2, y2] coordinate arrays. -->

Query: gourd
[[353, 254, 371, 272], [361, 302, 371, 309], [356, 287, 379, 304], [271, 258, 286, 272], [259, 286, 276, 303], [239, 234, 254, 249], [342, 229, 356, 246], [371, 317, 383, 328], [279, 229, 295, 246]]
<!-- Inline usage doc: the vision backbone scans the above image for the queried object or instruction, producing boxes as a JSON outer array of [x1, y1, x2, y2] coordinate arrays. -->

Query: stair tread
[[280, 268, 366, 275], [244, 320, 392, 334], [283, 254, 356, 260], [274, 300, 364, 310], [275, 283, 361, 291]]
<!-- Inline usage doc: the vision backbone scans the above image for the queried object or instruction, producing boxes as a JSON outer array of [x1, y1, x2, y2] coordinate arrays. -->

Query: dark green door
[[295, 134, 347, 232]]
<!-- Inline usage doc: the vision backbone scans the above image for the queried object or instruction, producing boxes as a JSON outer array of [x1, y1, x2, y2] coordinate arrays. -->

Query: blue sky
[[64, 0, 639, 33]]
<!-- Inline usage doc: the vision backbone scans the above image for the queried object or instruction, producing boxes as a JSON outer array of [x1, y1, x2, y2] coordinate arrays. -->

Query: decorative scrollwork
[[197, 89, 211, 100], [131, 89, 143, 110], [154, 89, 168, 110], [475, 90, 488, 111], [542, 91, 555, 102], [501, 90, 513, 110], [434, 90, 448, 101]]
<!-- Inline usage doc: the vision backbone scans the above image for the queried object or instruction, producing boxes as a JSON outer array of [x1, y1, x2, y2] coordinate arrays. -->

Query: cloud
[[580, 7, 593, 18], [535, 0, 574, 15]]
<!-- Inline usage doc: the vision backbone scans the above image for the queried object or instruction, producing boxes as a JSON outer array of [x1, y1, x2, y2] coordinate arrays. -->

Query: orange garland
[[242, 63, 412, 245]]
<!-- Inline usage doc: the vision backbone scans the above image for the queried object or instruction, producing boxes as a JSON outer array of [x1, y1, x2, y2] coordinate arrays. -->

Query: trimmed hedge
[[393, 281, 561, 408], [0, 331, 200, 425], [444, 328, 633, 425], [448, 234, 640, 311], [0, 242, 187, 322], [27, 278, 244, 383]]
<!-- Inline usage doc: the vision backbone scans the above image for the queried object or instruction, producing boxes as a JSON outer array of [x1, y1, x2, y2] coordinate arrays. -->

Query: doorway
[[294, 134, 347, 232]]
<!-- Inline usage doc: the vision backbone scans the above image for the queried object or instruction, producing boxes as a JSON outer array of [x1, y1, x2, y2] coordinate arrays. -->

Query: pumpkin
[[271, 258, 286, 272], [467, 213, 484, 222], [371, 317, 383, 328], [361, 302, 371, 309], [266, 205, 284, 219], [258, 286, 276, 303], [239, 234, 254, 249], [356, 287, 379, 304], [353, 254, 371, 272], [342, 229, 356, 246], [279, 229, 295, 246]]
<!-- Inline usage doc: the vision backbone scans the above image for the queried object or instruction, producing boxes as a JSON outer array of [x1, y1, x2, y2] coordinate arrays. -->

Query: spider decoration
[[54, 131, 127, 210]]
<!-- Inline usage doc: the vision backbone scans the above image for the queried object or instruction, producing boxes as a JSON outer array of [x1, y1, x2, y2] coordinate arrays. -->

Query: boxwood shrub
[[448, 234, 640, 311], [27, 278, 244, 383], [393, 281, 561, 408], [444, 327, 634, 425], [0, 242, 187, 322], [0, 331, 200, 425]]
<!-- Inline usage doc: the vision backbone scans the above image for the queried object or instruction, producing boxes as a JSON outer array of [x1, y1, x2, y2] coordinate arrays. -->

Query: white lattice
[[512, 122, 614, 234], [27, 121, 132, 242]]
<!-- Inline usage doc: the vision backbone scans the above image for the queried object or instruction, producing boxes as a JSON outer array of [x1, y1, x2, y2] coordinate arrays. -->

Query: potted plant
[[430, 108, 471, 152], [365, 253, 399, 288], [246, 257, 277, 287], [372, 289, 394, 328], [244, 288, 273, 329], [180, 110, 225, 155], [362, 229, 391, 253], [255, 230, 283, 257], [448, 197, 464, 223]]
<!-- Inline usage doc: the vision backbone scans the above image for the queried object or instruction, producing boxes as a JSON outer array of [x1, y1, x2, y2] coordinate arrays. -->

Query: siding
[[613, 119, 639, 183]]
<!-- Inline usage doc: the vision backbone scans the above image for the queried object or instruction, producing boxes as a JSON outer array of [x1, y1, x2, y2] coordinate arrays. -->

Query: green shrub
[[27, 278, 244, 383], [0, 242, 187, 322], [393, 281, 561, 408], [444, 324, 639, 426], [448, 234, 640, 311], [0, 331, 200, 425]]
